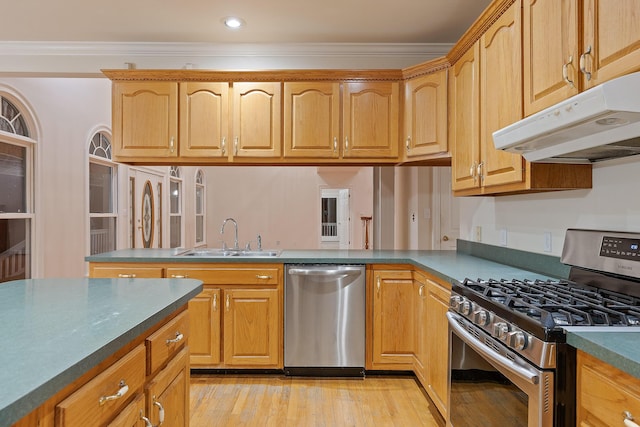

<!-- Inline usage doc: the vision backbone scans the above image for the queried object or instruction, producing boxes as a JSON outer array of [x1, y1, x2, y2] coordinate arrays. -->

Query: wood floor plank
[[190, 374, 443, 427]]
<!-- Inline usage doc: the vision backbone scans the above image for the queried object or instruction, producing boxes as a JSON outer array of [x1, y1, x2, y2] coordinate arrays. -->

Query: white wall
[[202, 166, 374, 250], [458, 156, 640, 256]]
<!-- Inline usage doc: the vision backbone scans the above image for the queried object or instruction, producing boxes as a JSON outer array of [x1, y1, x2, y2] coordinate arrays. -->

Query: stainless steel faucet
[[220, 218, 239, 250]]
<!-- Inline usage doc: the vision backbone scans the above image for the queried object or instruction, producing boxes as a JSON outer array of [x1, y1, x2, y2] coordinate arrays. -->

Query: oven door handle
[[447, 312, 540, 385]]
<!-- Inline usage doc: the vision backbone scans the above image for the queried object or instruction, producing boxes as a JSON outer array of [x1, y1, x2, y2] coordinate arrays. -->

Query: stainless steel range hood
[[493, 72, 640, 163]]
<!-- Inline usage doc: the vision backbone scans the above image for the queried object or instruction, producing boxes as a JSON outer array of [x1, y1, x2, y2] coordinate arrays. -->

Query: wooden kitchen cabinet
[[232, 82, 282, 159], [284, 81, 399, 162], [223, 288, 280, 366], [187, 287, 221, 366], [412, 270, 451, 420], [450, 0, 592, 196], [401, 68, 448, 162], [179, 82, 229, 159], [110, 77, 282, 164], [523, 0, 640, 116], [112, 81, 178, 161], [166, 264, 283, 369], [577, 350, 640, 426], [283, 81, 341, 159], [144, 347, 190, 427], [424, 276, 451, 419], [342, 81, 399, 159], [369, 267, 415, 370], [89, 264, 164, 279]]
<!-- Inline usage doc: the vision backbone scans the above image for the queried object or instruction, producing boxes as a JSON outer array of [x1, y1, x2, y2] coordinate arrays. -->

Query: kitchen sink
[[179, 248, 280, 257]]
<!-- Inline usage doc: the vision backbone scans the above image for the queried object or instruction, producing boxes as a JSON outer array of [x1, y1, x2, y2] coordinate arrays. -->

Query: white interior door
[[434, 168, 460, 250], [130, 169, 164, 248]]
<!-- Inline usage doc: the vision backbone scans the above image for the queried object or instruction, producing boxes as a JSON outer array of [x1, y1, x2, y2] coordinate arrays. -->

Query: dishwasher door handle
[[288, 267, 362, 277]]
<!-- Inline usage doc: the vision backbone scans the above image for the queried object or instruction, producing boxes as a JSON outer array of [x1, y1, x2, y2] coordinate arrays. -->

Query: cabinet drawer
[[146, 310, 190, 375], [56, 345, 146, 427], [90, 265, 164, 279], [166, 266, 280, 285]]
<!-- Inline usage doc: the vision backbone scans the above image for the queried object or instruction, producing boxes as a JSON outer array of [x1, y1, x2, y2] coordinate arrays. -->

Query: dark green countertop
[[0, 277, 202, 427], [565, 328, 640, 378]]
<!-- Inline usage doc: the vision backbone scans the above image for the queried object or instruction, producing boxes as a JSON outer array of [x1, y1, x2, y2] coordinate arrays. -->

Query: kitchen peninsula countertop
[[0, 277, 202, 426], [86, 245, 640, 379]]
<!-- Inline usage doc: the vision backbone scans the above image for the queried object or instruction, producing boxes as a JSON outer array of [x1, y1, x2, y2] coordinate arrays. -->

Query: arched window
[[0, 94, 35, 283], [88, 131, 117, 255], [195, 169, 205, 245], [169, 166, 183, 248]]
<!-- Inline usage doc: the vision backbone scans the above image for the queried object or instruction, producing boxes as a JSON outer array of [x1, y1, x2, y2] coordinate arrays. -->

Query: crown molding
[[0, 41, 453, 75]]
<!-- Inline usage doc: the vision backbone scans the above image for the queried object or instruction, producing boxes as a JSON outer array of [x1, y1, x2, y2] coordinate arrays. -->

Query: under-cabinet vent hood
[[493, 72, 640, 163]]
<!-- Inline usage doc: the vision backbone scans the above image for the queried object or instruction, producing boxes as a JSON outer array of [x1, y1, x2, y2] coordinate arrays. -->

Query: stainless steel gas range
[[447, 229, 640, 427]]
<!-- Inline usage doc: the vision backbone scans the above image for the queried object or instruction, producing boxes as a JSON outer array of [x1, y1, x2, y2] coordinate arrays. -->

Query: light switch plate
[[499, 229, 508, 246], [544, 232, 552, 253]]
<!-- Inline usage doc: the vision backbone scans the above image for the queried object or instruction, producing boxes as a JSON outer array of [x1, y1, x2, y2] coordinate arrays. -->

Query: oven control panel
[[600, 236, 640, 261]]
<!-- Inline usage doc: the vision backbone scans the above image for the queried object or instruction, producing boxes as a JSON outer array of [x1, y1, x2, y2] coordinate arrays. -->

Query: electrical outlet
[[475, 226, 482, 242], [500, 229, 508, 246], [544, 232, 552, 253]]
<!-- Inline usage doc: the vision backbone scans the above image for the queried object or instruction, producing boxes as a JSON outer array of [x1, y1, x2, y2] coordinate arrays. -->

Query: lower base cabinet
[[15, 308, 191, 427], [577, 350, 640, 426]]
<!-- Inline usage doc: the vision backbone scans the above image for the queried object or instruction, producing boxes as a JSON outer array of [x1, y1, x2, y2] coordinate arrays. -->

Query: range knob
[[459, 299, 473, 316], [449, 295, 464, 310], [493, 322, 510, 341], [508, 331, 528, 351], [473, 309, 492, 326]]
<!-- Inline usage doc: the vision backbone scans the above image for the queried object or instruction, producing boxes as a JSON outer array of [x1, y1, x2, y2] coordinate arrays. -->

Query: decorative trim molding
[[0, 42, 454, 75]]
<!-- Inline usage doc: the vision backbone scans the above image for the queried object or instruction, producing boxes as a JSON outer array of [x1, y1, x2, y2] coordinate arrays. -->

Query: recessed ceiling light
[[223, 17, 245, 29]]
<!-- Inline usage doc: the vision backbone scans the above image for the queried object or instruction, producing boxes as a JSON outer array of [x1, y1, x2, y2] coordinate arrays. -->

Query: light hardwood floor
[[190, 374, 444, 427]]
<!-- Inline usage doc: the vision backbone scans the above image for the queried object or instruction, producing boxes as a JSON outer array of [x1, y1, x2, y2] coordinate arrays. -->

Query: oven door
[[447, 312, 554, 427]]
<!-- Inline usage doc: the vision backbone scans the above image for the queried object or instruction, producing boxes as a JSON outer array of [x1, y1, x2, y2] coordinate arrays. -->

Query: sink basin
[[179, 249, 280, 257]]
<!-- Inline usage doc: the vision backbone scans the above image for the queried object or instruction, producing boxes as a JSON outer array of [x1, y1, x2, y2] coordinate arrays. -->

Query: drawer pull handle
[[625, 411, 640, 427], [256, 275, 272, 280], [376, 276, 381, 294], [579, 45, 592, 81], [562, 55, 575, 87], [166, 332, 183, 345], [226, 294, 230, 311], [170, 274, 188, 279], [213, 293, 218, 311], [418, 284, 425, 297], [118, 274, 136, 278], [99, 380, 129, 406]]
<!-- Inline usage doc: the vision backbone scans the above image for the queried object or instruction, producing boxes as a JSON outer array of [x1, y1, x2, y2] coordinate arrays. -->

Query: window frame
[[87, 130, 117, 255], [169, 166, 184, 248], [195, 169, 206, 245]]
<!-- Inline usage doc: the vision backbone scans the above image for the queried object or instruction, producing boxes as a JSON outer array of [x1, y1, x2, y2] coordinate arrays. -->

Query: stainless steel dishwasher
[[284, 264, 366, 377]]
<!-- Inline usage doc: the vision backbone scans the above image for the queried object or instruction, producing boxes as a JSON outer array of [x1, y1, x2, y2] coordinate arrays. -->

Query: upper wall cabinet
[[401, 69, 448, 163], [523, 0, 640, 116], [450, 0, 592, 196], [283, 81, 400, 163], [343, 82, 399, 160], [113, 82, 179, 161], [283, 82, 341, 159], [113, 80, 281, 164]]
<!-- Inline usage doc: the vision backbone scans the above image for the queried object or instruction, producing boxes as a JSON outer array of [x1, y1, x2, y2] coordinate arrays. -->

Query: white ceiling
[[0, 0, 492, 74]]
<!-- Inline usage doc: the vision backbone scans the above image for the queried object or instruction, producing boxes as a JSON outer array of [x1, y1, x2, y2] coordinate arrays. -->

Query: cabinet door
[[107, 393, 146, 427], [188, 287, 221, 367], [577, 350, 640, 427], [371, 270, 415, 368], [179, 82, 229, 159], [451, 42, 481, 191], [343, 82, 399, 159], [232, 82, 282, 159], [145, 347, 190, 427], [480, 0, 525, 188], [582, 0, 640, 89], [403, 70, 448, 159], [523, 0, 580, 115], [112, 82, 178, 160], [223, 288, 280, 367], [425, 278, 451, 419], [413, 273, 428, 385], [283, 82, 340, 159]]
